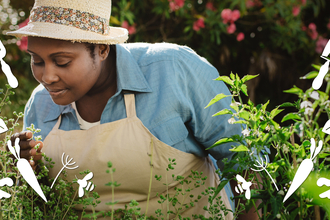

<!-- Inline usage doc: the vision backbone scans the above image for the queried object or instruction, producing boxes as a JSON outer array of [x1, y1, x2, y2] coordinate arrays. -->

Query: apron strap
[[54, 115, 62, 129], [124, 93, 137, 118]]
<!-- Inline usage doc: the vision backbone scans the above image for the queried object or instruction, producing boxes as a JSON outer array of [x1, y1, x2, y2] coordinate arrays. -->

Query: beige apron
[[43, 93, 233, 219]]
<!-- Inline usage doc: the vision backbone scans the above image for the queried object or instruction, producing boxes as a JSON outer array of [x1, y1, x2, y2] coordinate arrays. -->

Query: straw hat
[[7, 0, 128, 44]]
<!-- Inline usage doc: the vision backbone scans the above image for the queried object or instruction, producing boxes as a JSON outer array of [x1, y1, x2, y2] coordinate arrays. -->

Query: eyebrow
[[27, 50, 74, 58]]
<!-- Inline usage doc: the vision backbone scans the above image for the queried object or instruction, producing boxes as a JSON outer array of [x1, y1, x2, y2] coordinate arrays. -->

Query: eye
[[32, 61, 44, 66], [55, 61, 71, 67]]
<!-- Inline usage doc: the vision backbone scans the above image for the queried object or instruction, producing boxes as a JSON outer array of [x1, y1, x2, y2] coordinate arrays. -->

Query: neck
[[75, 46, 117, 122]]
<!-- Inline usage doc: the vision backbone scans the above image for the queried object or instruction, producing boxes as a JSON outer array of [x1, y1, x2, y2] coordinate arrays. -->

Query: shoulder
[[117, 42, 208, 67], [24, 84, 59, 127]]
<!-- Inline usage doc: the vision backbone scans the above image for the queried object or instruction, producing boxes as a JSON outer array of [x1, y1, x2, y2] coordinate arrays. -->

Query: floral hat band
[[6, 0, 128, 45], [30, 6, 110, 35]]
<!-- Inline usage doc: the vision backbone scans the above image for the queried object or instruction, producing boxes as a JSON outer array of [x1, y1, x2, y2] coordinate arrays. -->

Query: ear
[[97, 44, 110, 61]]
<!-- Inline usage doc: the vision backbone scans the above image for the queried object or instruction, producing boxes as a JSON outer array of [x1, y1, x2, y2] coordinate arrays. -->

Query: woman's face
[[27, 37, 108, 106]]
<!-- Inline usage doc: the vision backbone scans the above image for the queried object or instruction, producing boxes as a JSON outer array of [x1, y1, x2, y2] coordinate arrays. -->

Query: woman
[[7, 0, 253, 219]]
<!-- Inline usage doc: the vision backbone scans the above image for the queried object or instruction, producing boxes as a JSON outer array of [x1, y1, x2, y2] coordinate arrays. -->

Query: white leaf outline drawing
[[283, 138, 323, 203], [76, 172, 94, 197], [312, 39, 330, 90], [0, 177, 13, 199], [50, 152, 79, 189], [7, 138, 47, 202], [250, 155, 279, 191], [0, 40, 18, 88], [317, 177, 330, 199], [235, 174, 252, 200]]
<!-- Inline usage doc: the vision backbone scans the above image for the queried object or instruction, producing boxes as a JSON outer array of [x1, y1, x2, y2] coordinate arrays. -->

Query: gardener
[[7, 0, 259, 219]]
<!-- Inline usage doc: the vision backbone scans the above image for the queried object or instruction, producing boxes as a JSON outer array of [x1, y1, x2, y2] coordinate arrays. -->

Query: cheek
[[31, 66, 42, 83]]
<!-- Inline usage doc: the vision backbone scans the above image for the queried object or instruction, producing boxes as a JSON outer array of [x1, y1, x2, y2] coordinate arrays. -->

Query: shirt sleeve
[[174, 46, 242, 170]]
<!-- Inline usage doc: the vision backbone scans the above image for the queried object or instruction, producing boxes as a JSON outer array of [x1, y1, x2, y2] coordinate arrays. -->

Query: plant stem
[[166, 173, 169, 220], [62, 189, 78, 220], [314, 205, 321, 220], [251, 200, 261, 219], [53, 190, 63, 219], [110, 167, 115, 220], [0, 200, 2, 220], [144, 139, 154, 219], [174, 184, 186, 220]]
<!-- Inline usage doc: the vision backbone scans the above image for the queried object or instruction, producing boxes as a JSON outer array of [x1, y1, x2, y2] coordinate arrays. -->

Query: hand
[[8, 131, 44, 170]]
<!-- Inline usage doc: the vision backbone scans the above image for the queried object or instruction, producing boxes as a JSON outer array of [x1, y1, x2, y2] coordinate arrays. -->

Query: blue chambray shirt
[[24, 42, 242, 169], [23, 43, 241, 208]]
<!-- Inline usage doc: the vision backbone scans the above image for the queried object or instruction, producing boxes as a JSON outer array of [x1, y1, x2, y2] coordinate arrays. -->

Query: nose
[[42, 64, 60, 85]]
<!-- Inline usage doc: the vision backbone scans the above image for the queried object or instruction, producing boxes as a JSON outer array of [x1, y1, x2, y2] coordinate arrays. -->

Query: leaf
[[262, 100, 270, 111], [212, 109, 233, 117], [311, 64, 321, 71], [233, 120, 249, 125], [229, 145, 249, 152], [270, 119, 280, 130], [110, 16, 121, 25], [281, 113, 301, 123], [248, 99, 254, 107], [207, 137, 235, 150], [212, 180, 229, 201], [230, 72, 235, 80], [283, 86, 303, 95], [318, 153, 330, 158], [279, 102, 296, 107], [205, 94, 231, 108], [241, 74, 259, 83], [241, 84, 248, 96], [239, 111, 250, 120], [214, 76, 234, 86], [183, 26, 191, 33], [300, 71, 319, 79], [270, 107, 284, 119]]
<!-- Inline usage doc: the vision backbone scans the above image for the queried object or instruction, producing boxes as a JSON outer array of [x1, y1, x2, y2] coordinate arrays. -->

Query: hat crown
[[33, 0, 112, 20]]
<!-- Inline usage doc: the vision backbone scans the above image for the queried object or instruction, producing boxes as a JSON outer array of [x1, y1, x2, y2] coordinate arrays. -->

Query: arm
[[173, 46, 262, 218]]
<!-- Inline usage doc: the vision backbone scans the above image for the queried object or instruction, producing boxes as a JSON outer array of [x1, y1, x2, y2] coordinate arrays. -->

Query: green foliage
[[209, 64, 330, 219]]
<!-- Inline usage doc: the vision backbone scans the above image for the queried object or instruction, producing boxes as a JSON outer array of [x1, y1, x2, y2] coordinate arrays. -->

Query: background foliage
[[0, 0, 330, 114]]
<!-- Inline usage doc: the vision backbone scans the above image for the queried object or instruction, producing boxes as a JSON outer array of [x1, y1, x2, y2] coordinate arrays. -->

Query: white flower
[[310, 91, 320, 100], [300, 100, 312, 109], [260, 116, 264, 120], [265, 125, 270, 131], [228, 118, 236, 124], [297, 158, 302, 163], [230, 102, 241, 107], [282, 144, 289, 154], [298, 123, 304, 138], [276, 214, 281, 219], [253, 130, 260, 137], [241, 129, 250, 136], [278, 190, 284, 196], [304, 107, 314, 115]]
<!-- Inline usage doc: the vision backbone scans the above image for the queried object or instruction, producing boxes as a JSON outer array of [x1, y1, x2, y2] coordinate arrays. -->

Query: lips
[[45, 87, 68, 97]]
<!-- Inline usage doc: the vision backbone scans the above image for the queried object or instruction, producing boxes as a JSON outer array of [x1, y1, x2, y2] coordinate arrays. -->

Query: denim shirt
[[23, 42, 242, 171]]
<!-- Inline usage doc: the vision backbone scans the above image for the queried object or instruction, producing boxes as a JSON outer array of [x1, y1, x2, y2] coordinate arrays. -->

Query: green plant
[[204, 64, 330, 219]]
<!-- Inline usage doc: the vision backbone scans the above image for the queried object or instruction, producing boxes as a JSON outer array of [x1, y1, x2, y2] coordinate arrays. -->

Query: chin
[[51, 98, 72, 106]]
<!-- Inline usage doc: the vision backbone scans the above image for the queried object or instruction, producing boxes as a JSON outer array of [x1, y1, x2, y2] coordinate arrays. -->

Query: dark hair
[[84, 43, 116, 60], [85, 43, 96, 60]]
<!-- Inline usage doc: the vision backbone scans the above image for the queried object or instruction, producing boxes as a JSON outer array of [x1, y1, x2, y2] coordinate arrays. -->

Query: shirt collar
[[43, 43, 152, 123], [115, 43, 152, 93]]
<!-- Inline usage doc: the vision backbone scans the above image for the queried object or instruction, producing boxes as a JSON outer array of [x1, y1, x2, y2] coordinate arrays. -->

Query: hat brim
[[7, 22, 129, 45]]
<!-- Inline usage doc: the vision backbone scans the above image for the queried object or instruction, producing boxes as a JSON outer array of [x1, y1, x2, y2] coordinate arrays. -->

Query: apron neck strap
[[53, 93, 137, 128], [54, 115, 62, 129], [124, 93, 137, 118]]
